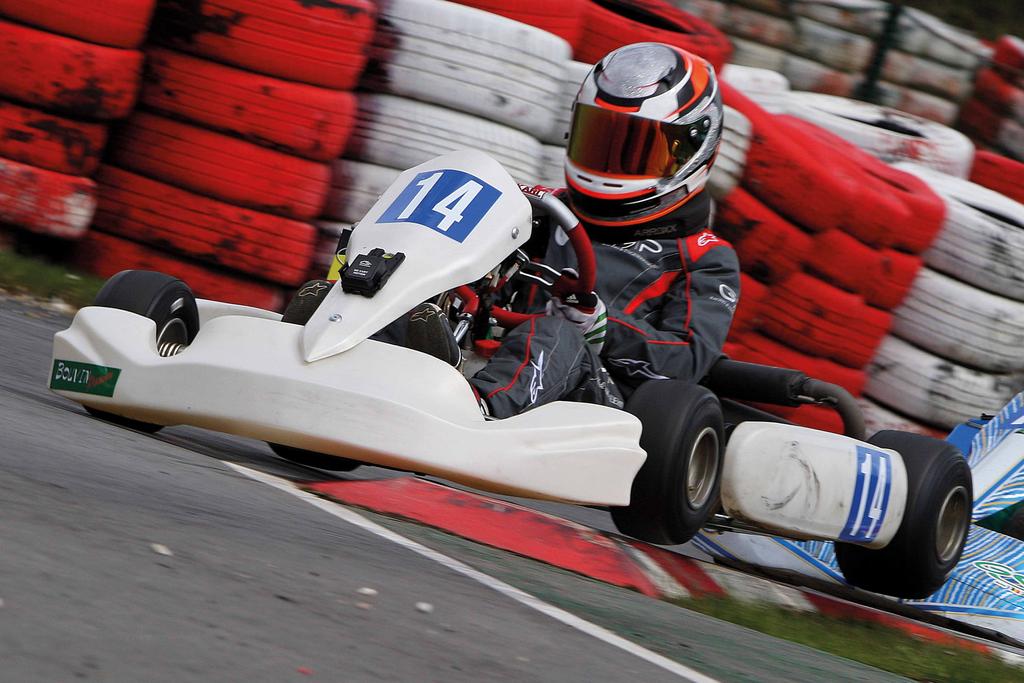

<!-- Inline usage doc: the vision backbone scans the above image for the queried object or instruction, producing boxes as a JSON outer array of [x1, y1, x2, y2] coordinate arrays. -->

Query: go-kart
[[50, 150, 972, 599]]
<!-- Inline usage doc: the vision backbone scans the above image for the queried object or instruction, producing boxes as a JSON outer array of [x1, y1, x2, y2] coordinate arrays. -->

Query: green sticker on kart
[[50, 360, 121, 397]]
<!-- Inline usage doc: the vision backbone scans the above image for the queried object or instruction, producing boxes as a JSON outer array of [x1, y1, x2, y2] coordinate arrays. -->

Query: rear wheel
[[85, 270, 199, 433], [611, 381, 723, 545], [835, 430, 972, 599], [268, 279, 360, 471]]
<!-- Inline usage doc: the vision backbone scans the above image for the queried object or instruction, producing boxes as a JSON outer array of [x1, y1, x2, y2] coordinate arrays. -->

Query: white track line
[[226, 463, 719, 683]]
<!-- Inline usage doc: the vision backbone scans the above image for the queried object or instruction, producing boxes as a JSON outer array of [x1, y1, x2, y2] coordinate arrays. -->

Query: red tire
[[141, 48, 356, 162], [0, 99, 107, 176], [578, 0, 731, 70], [0, 19, 143, 120], [94, 166, 316, 286], [729, 273, 766, 335], [108, 113, 330, 220], [972, 68, 1023, 116], [994, 36, 1024, 84], [451, 0, 587, 48], [725, 331, 866, 396], [759, 273, 891, 368], [149, 0, 376, 89], [74, 230, 284, 311], [714, 187, 812, 284], [807, 230, 922, 311], [958, 98, 1003, 147], [0, 155, 95, 238], [971, 150, 1024, 205], [0, 0, 156, 48]]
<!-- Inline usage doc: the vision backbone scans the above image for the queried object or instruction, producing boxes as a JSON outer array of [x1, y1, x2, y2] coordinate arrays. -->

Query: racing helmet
[[565, 42, 723, 229]]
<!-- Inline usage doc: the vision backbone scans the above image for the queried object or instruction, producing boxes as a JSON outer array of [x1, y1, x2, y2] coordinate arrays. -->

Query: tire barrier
[[109, 112, 330, 221], [578, 0, 731, 70], [93, 166, 316, 286], [448, 0, 588, 50], [149, 0, 377, 90], [892, 268, 1024, 374], [0, 0, 156, 49], [0, 4, 148, 241], [896, 162, 1024, 302], [73, 230, 284, 311], [365, 0, 571, 140], [865, 336, 1021, 430], [0, 157, 95, 239], [0, 101, 108, 177], [140, 48, 357, 162], [721, 64, 790, 114], [0, 18, 143, 120], [713, 188, 810, 284], [349, 93, 543, 184], [675, 0, 992, 126], [958, 35, 1024, 161], [707, 106, 752, 199], [322, 159, 400, 226], [782, 92, 975, 177], [970, 150, 1024, 205], [859, 397, 943, 439], [545, 61, 593, 146]]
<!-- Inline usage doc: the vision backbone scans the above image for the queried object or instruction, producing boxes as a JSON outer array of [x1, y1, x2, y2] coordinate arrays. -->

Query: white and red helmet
[[565, 42, 722, 229]]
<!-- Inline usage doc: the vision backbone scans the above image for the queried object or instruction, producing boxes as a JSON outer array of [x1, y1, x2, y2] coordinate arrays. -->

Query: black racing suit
[[469, 191, 741, 419]]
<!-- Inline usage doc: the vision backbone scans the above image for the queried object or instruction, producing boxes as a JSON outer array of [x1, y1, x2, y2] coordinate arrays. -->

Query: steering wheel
[[487, 185, 597, 329]]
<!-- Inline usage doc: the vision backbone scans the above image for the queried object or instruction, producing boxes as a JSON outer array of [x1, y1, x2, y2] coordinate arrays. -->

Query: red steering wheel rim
[[490, 217, 596, 329]]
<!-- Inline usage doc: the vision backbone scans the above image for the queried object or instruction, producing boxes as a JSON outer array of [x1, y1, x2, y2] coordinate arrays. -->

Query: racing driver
[[410, 42, 741, 418]]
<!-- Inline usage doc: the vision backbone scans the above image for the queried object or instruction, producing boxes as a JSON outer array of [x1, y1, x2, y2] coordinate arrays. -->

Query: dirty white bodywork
[[722, 423, 908, 548]]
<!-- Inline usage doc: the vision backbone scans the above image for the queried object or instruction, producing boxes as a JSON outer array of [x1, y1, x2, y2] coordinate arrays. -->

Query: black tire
[[268, 442, 361, 471], [835, 430, 972, 599], [268, 278, 359, 471], [281, 279, 333, 325], [85, 270, 199, 433], [611, 381, 724, 545]]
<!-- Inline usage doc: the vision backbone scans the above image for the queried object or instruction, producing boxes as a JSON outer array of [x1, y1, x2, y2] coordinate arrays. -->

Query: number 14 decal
[[377, 169, 501, 242]]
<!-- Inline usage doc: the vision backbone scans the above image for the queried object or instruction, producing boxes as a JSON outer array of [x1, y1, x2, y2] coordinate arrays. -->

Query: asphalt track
[[0, 295, 908, 682]]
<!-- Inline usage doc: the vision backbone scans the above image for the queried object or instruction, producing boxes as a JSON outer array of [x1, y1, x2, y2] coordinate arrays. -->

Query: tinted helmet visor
[[567, 103, 710, 178]]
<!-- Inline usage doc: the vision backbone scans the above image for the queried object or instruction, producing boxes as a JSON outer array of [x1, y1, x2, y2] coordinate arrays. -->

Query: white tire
[[351, 94, 543, 183], [881, 51, 973, 102], [858, 397, 939, 437], [792, 0, 886, 37], [722, 64, 790, 114], [728, 37, 786, 72], [893, 268, 1024, 373], [709, 105, 751, 199], [674, 0, 728, 25], [866, 81, 959, 126], [725, 5, 794, 49], [538, 145, 565, 188], [367, 0, 570, 139], [322, 160, 401, 224], [544, 60, 592, 146], [997, 118, 1024, 160], [781, 53, 855, 96], [893, 162, 1024, 301], [865, 336, 1021, 429], [782, 92, 974, 177], [897, 9, 992, 71], [793, 17, 874, 73]]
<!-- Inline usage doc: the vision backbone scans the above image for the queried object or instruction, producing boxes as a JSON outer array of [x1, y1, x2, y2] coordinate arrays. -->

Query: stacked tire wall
[[0, 2, 152, 240], [81, 0, 376, 310], [677, 0, 991, 125], [959, 36, 1024, 161]]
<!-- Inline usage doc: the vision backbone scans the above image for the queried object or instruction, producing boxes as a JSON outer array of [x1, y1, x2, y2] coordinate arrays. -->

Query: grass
[[0, 246, 104, 309], [677, 596, 1023, 683]]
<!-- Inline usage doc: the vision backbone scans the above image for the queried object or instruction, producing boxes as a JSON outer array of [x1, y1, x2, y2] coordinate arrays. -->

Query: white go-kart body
[[51, 150, 911, 552]]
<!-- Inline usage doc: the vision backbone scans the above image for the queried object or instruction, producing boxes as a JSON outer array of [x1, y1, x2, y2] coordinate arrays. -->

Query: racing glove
[[545, 267, 607, 352]]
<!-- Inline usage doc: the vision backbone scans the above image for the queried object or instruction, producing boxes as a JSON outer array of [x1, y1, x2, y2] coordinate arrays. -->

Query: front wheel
[[835, 430, 972, 599], [611, 381, 724, 545], [85, 270, 199, 433]]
